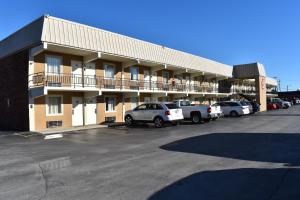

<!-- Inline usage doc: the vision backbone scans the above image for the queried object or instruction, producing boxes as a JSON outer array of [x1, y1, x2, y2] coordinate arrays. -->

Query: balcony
[[29, 72, 219, 94], [231, 87, 256, 95]]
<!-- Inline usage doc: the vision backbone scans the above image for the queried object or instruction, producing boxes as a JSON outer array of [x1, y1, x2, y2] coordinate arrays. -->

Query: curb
[[108, 123, 126, 128]]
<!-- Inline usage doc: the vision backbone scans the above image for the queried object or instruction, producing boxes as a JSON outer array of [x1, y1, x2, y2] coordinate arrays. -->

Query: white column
[[28, 54, 35, 131], [121, 66, 125, 122]]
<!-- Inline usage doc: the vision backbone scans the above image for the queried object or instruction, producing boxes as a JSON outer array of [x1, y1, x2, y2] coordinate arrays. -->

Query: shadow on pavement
[[161, 133, 300, 166], [148, 168, 300, 200]]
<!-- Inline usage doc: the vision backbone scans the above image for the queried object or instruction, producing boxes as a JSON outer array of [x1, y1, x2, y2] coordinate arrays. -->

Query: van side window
[[219, 102, 226, 106], [229, 102, 238, 106], [156, 104, 163, 110], [148, 104, 155, 110]]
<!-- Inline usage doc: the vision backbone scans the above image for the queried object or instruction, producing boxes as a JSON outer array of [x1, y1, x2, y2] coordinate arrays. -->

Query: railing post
[[73, 74, 75, 88], [82, 75, 85, 88]]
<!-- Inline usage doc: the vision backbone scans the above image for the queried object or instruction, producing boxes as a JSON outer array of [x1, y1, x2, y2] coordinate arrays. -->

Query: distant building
[[278, 91, 300, 101]]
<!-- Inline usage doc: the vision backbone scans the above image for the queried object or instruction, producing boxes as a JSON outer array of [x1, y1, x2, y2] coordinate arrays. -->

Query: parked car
[[274, 103, 282, 109], [216, 101, 250, 117], [240, 101, 260, 113], [240, 101, 254, 114], [270, 98, 291, 109], [124, 103, 184, 128], [249, 101, 260, 112], [173, 100, 223, 124], [267, 102, 277, 110]]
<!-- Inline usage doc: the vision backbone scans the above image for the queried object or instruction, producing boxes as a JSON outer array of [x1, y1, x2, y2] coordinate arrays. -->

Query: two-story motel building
[[0, 15, 277, 131]]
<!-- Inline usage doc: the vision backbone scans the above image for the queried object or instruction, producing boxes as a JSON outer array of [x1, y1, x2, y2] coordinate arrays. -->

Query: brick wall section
[[0, 50, 29, 131]]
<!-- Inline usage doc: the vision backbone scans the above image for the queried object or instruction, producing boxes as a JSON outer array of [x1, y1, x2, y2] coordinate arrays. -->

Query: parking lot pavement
[[1, 106, 300, 200]]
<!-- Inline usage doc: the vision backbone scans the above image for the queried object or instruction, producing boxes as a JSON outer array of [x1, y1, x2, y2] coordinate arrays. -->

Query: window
[[144, 97, 151, 103], [46, 56, 61, 74], [105, 97, 116, 112], [130, 66, 139, 80], [212, 103, 220, 106], [162, 97, 169, 102], [179, 101, 191, 107], [135, 104, 147, 110], [165, 103, 179, 109], [229, 102, 239, 107], [148, 104, 163, 110], [240, 101, 248, 106], [162, 71, 169, 83], [47, 96, 62, 115], [131, 97, 139, 109], [104, 64, 115, 79], [185, 75, 191, 84], [220, 102, 229, 107]]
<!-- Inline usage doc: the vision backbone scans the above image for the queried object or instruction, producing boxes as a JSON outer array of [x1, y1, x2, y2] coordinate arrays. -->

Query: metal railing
[[231, 88, 256, 94], [29, 72, 219, 93]]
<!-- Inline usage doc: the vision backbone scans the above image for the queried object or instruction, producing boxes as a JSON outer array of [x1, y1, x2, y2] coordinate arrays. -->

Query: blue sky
[[0, 0, 299, 90]]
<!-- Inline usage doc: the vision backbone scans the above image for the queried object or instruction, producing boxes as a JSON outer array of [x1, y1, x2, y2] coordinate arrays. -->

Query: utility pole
[[273, 77, 281, 92]]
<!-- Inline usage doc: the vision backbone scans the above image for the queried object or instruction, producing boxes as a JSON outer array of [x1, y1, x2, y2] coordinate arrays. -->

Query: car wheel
[[212, 118, 217, 121], [154, 117, 164, 128], [125, 115, 134, 126], [230, 111, 239, 117], [191, 113, 201, 124]]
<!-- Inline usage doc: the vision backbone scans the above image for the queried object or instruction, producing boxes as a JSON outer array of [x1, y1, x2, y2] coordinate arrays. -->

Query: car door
[[180, 100, 192, 118], [148, 103, 163, 121], [229, 102, 240, 114], [220, 102, 230, 115], [132, 104, 148, 121]]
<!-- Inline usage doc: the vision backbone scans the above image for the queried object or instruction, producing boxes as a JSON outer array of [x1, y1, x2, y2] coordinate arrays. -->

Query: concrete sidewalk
[[39, 124, 108, 135]]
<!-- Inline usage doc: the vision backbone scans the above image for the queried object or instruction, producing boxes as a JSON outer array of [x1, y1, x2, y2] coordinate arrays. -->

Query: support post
[[255, 76, 267, 111]]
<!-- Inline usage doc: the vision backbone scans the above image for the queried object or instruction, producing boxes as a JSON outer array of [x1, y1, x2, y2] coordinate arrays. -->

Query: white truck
[[173, 100, 223, 123]]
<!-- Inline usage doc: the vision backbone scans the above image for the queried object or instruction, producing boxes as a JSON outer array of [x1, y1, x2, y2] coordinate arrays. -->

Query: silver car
[[215, 101, 250, 117], [125, 103, 184, 128]]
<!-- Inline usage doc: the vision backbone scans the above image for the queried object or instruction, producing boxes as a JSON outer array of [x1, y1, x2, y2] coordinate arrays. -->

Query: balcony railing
[[231, 88, 256, 94], [267, 90, 278, 94], [29, 72, 219, 93]]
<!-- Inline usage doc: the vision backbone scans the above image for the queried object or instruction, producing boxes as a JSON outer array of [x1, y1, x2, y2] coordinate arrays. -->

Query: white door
[[72, 97, 84, 126], [151, 97, 158, 102], [131, 97, 139, 110], [71, 60, 83, 87], [132, 104, 148, 120], [151, 71, 157, 90], [84, 62, 96, 87], [144, 97, 151, 103], [144, 70, 150, 90], [85, 97, 97, 125], [186, 75, 191, 91], [190, 77, 195, 91], [162, 71, 169, 90]]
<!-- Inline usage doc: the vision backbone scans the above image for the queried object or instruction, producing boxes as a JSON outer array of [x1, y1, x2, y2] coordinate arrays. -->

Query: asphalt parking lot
[[1, 106, 300, 200]]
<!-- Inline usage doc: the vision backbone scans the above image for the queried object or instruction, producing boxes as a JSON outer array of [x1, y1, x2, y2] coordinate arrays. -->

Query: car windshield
[[240, 101, 248, 106], [165, 103, 179, 109]]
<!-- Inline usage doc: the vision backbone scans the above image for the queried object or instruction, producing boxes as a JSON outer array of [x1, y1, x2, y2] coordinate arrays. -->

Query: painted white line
[[44, 134, 63, 140]]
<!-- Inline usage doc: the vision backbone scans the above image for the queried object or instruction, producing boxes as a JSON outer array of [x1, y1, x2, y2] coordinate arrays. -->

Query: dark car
[[249, 101, 260, 113]]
